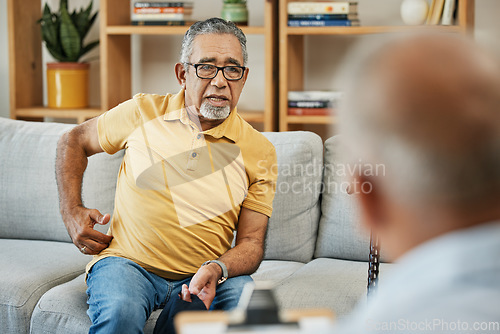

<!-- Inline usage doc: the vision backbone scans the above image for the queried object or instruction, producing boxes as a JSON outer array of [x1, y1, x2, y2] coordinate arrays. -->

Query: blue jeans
[[86, 257, 252, 334]]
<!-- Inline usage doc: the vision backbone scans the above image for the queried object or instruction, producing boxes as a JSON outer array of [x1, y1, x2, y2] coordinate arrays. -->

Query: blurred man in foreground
[[333, 33, 500, 333]]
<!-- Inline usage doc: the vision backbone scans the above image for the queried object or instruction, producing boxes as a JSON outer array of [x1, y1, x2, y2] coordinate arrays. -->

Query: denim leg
[[86, 257, 169, 334], [210, 275, 253, 311]]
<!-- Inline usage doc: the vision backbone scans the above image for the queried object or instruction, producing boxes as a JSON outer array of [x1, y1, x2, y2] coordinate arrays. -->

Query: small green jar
[[221, 3, 248, 26]]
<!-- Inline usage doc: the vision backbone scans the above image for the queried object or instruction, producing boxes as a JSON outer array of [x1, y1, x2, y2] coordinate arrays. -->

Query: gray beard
[[200, 101, 231, 120]]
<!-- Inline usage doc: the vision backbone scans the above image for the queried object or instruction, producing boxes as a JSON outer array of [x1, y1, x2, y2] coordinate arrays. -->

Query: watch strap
[[202, 260, 228, 284]]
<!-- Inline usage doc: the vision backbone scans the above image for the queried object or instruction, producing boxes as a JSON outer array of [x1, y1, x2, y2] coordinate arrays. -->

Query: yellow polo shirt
[[86, 90, 277, 279]]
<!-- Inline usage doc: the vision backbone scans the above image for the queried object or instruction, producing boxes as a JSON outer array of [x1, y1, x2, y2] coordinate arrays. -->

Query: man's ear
[[241, 67, 249, 86], [175, 62, 187, 89]]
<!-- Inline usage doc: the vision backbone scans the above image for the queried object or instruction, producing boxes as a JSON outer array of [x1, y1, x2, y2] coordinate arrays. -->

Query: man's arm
[[188, 207, 268, 306], [219, 207, 268, 275], [56, 117, 113, 255]]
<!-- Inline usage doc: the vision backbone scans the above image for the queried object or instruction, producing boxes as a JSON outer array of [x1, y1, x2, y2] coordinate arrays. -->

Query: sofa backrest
[[0, 118, 123, 243], [262, 131, 323, 263], [315, 135, 380, 262]]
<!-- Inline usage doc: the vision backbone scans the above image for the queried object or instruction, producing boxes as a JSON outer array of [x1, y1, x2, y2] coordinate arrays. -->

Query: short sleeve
[[242, 144, 277, 217], [97, 99, 141, 154]]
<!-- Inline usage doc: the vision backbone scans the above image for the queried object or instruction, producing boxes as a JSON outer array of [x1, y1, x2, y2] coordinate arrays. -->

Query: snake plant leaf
[[40, 4, 58, 48], [60, 3, 81, 62], [85, 12, 98, 40], [72, 1, 92, 40], [45, 43, 67, 62], [61, 0, 68, 11], [80, 40, 99, 58]]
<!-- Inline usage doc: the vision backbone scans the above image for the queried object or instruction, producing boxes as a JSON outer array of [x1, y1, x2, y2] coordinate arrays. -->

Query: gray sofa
[[0, 117, 384, 334]]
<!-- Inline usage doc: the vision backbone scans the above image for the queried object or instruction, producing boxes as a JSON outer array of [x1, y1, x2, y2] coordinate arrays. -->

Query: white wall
[[1, 0, 500, 120]]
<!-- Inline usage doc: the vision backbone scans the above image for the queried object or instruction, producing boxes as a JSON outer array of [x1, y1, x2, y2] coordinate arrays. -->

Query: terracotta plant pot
[[46, 62, 90, 108]]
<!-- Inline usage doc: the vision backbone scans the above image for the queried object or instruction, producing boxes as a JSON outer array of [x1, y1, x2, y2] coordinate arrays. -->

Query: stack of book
[[131, 1, 193, 26], [287, 1, 359, 27], [288, 91, 343, 116], [426, 0, 457, 25]]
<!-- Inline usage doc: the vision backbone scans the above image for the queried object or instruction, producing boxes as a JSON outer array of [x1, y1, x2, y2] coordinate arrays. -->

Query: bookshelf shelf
[[238, 110, 265, 123], [16, 107, 103, 124], [286, 115, 336, 124], [106, 25, 266, 36], [286, 25, 465, 36], [279, 0, 475, 135]]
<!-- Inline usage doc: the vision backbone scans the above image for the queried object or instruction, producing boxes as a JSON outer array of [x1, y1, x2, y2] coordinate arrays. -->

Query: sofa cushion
[[0, 239, 91, 334], [262, 132, 323, 263], [0, 118, 123, 242], [272, 258, 369, 318], [30, 273, 162, 334], [315, 135, 376, 262], [252, 260, 305, 284]]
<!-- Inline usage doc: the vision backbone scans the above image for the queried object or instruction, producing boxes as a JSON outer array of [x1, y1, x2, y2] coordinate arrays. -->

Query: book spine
[[131, 13, 187, 21], [288, 19, 355, 27], [288, 90, 344, 101], [441, 0, 456, 25], [288, 14, 353, 20], [134, 7, 189, 14], [134, 2, 192, 8], [287, 2, 357, 15], [131, 20, 186, 26], [428, 0, 445, 25], [426, 0, 436, 24], [288, 100, 331, 108], [288, 107, 334, 116]]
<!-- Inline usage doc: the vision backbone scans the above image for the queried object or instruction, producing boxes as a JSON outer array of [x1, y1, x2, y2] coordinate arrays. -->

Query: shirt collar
[[203, 108, 240, 142], [163, 89, 191, 126], [163, 88, 240, 142]]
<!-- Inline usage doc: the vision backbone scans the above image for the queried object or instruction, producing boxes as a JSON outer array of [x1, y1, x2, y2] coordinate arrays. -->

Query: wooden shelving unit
[[278, 0, 475, 133], [7, 0, 278, 130]]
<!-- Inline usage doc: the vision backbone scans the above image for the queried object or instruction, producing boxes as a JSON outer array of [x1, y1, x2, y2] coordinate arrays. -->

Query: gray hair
[[339, 33, 500, 211], [180, 17, 248, 66]]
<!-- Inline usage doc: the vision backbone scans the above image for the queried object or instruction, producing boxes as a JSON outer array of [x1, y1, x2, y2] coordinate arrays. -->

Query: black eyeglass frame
[[185, 63, 247, 81]]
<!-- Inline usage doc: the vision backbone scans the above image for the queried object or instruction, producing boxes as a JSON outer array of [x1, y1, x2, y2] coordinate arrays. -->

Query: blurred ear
[[175, 63, 187, 88], [354, 174, 388, 234]]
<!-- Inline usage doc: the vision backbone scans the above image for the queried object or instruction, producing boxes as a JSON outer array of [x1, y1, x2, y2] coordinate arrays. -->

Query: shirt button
[[191, 152, 197, 158], [197, 134, 202, 139]]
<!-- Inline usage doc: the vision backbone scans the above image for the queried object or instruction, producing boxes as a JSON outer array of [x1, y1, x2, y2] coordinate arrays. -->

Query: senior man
[[56, 18, 277, 333], [333, 33, 500, 333]]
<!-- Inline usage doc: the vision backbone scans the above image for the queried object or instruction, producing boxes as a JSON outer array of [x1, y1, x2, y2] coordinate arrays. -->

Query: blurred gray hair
[[180, 17, 248, 66], [338, 33, 500, 210]]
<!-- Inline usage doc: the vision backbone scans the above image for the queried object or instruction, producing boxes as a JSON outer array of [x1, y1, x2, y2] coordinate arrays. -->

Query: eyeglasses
[[185, 63, 246, 81]]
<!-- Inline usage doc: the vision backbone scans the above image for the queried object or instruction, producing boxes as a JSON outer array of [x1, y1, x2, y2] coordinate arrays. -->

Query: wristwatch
[[202, 260, 228, 284]]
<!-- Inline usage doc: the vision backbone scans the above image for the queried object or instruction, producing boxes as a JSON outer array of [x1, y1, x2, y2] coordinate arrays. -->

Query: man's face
[[180, 34, 248, 119]]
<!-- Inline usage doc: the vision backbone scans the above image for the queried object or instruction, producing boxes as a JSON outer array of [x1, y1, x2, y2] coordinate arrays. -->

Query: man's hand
[[179, 284, 210, 310], [63, 206, 113, 255], [188, 263, 220, 309]]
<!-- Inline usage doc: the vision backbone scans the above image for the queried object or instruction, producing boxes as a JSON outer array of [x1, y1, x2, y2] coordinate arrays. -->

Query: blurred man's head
[[340, 33, 500, 260]]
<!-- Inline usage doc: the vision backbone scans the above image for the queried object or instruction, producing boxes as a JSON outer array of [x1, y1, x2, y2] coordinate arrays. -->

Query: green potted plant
[[39, 0, 99, 109], [221, 0, 248, 26]]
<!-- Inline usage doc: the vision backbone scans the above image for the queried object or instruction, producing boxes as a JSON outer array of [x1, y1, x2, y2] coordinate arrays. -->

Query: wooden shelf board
[[15, 107, 103, 120], [286, 115, 337, 124], [238, 110, 264, 123], [286, 25, 463, 36], [106, 25, 266, 36]]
